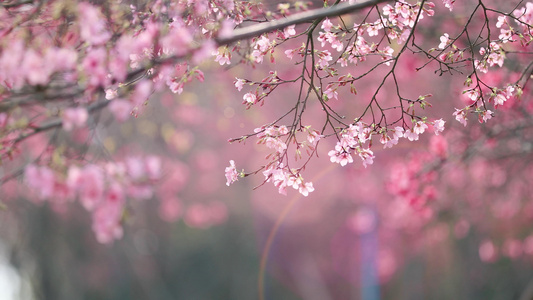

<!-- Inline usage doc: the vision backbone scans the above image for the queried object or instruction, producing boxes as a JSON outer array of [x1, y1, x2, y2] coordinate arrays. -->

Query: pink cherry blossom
[[225, 160, 238, 186], [493, 92, 507, 106], [430, 135, 448, 158], [358, 148, 375, 167], [464, 89, 480, 101], [242, 92, 256, 105], [5, 0, 533, 259], [109, 99, 133, 122], [298, 182, 315, 197], [324, 87, 338, 100], [499, 28, 513, 42], [77, 165, 105, 211], [321, 18, 333, 32], [161, 20, 193, 57], [62, 107, 88, 131], [82, 47, 108, 87], [487, 52, 505, 67], [413, 121, 428, 135], [92, 183, 124, 244], [367, 23, 381, 36], [105, 89, 118, 100], [432, 119, 445, 135], [307, 129, 322, 144], [329, 145, 353, 166], [453, 109, 468, 126], [438, 33, 450, 49], [479, 240, 498, 262], [442, 0, 455, 11], [317, 50, 332, 69], [496, 16, 507, 28], [380, 134, 399, 149], [25, 165, 56, 201], [479, 110, 493, 123], [22, 49, 51, 86], [474, 59, 488, 73], [234, 78, 245, 91], [285, 49, 295, 59], [78, 3, 111, 45], [393, 126, 404, 139], [265, 137, 287, 153], [404, 129, 419, 141], [283, 25, 296, 38], [214, 47, 231, 65]]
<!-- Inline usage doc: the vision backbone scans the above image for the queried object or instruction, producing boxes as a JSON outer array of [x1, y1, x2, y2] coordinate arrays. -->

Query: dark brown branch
[[215, 0, 391, 45]]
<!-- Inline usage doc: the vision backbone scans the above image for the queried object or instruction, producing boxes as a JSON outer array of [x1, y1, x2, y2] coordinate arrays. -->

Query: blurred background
[[2, 0, 533, 298]]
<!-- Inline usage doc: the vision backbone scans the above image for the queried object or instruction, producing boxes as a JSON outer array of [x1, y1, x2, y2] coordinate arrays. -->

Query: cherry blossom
[[432, 119, 445, 135], [453, 109, 468, 126], [442, 0, 455, 11], [242, 92, 257, 105], [329, 145, 354, 167], [225, 160, 239, 186], [298, 182, 315, 197], [413, 121, 428, 135], [234, 78, 245, 91], [438, 33, 450, 49], [108, 100, 133, 122], [62, 107, 89, 132], [404, 129, 420, 141]]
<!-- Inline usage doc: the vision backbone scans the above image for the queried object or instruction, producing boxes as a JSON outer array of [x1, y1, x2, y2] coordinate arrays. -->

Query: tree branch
[[216, 0, 392, 45]]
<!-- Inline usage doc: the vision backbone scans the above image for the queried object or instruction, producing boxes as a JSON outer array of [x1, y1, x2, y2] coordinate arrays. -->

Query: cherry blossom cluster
[[227, 1, 464, 199], [226, 156, 317, 197], [225, 160, 240, 187], [385, 134, 449, 211], [256, 125, 290, 153], [394, 127, 533, 264], [0, 0, 315, 242], [226, 124, 321, 196], [1, 0, 532, 252], [437, 2, 533, 128], [25, 156, 161, 243], [262, 163, 315, 197], [235, 71, 284, 109], [329, 119, 444, 167], [227, 1, 441, 186], [328, 122, 375, 168], [314, 1, 437, 70], [475, 42, 505, 73], [512, 2, 533, 35], [0, 1, 224, 163], [455, 81, 520, 126], [386, 153, 439, 212], [224, 0, 533, 279], [0, 0, 261, 244]]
